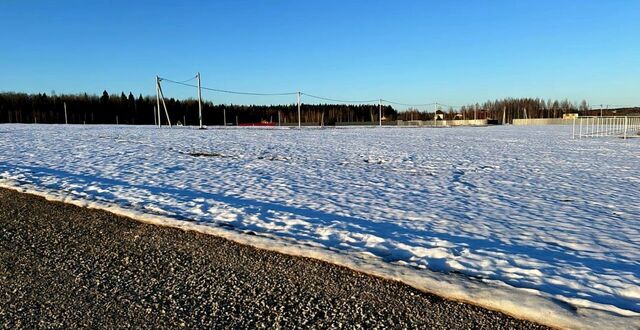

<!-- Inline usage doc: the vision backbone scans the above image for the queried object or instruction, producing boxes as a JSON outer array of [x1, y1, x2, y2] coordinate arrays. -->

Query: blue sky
[[1, 0, 639, 108]]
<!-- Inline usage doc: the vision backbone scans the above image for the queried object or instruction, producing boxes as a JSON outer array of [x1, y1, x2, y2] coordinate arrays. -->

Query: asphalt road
[[0, 187, 550, 329]]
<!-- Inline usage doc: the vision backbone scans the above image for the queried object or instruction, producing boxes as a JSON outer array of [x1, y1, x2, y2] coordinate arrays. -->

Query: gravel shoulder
[[0, 187, 549, 329]]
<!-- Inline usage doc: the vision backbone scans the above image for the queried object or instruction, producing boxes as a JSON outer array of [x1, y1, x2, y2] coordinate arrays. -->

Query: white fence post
[[579, 117, 583, 139], [624, 116, 628, 139], [574, 116, 639, 139]]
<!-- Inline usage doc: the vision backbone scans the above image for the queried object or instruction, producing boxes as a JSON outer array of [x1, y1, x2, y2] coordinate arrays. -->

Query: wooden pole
[[64, 102, 68, 124], [378, 99, 382, 127], [502, 106, 506, 124], [157, 82, 172, 127], [197, 72, 203, 129], [156, 76, 161, 127], [297, 92, 301, 128]]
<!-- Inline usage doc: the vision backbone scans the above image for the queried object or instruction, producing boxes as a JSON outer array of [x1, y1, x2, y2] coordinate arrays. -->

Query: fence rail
[[573, 116, 640, 139], [397, 119, 488, 127]]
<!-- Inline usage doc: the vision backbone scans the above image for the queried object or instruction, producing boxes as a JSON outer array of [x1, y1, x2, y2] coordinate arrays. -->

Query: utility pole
[[297, 91, 301, 128], [600, 104, 603, 117], [502, 106, 506, 124], [64, 102, 68, 124], [156, 77, 172, 128], [153, 106, 157, 126], [434, 102, 438, 127], [197, 72, 203, 129], [223, 108, 227, 126], [278, 110, 281, 126], [378, 99, 382, 127], [156, 76, 161, 127]]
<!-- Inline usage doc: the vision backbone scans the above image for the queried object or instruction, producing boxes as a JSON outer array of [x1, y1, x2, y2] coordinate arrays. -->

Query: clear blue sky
[[1, 0, 639, 108]]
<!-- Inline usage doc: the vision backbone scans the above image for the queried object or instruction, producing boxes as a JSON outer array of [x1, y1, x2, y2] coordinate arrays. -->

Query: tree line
[[402, 98, 638, 123], [1, 92, 636, 125], [0, 91, 396, 126], [458, 98, 587, 123]]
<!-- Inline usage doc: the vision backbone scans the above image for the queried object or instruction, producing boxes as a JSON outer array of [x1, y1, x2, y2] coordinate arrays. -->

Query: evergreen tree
[[100, 91, 109, 104]]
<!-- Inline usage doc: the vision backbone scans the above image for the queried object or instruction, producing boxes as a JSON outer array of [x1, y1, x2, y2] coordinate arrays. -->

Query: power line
[[302, 93, 378, 104], [174, 75, 198, 83], [592, 104, 638, 108], [158, 78, 198, 89], [161, 75, 460, 108], [160, 75, 639, 111], [159, 77, 297, 96], [437, 103, 462, 109], [162, 76, 378, 103], [201, 86, 297, 96], [381, 99, 435, 107]]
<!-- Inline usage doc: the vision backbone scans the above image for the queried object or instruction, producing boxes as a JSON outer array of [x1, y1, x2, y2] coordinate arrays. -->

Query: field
[[1, 124, 638, 328]]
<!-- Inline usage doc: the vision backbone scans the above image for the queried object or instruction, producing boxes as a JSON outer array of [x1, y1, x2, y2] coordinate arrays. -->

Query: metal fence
[[396, 119, 488, 127], [573, 116, 640, 139]]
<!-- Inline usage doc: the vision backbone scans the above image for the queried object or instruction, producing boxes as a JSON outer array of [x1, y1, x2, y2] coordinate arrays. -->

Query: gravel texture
[[0, 188, 550, 329]]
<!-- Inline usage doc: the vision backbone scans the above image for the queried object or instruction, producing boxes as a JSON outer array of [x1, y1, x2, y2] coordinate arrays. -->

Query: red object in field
[[238, 122, 276, 127]]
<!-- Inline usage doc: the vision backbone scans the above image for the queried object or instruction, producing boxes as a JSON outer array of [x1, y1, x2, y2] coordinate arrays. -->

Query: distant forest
[[0, 91, 637, 125], [406, 98, 639, 122], [0, 91, 395, 126]]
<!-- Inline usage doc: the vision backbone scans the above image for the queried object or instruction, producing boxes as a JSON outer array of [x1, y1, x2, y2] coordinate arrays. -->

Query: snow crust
[[1, 124, 639, 329]]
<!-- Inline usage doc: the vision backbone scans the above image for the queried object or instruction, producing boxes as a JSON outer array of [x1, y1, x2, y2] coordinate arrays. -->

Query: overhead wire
[[162, 76, 380, 103], [437, 103, 463, 109], [381, 99, 435, 107], [159, 77, 297, 96], [594, 104, 637, 108], [200, 87, 297, 96], [160, 75, 636, 111], [174, 75, 198, 83], [302, 93, 379, 104]]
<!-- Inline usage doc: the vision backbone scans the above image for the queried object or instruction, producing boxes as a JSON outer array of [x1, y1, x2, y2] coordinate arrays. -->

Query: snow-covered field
[[1, 124, 639, 328]]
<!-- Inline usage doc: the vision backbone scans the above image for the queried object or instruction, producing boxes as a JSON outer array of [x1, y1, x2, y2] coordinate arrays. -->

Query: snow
[[1, 124, 639, 329]]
